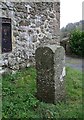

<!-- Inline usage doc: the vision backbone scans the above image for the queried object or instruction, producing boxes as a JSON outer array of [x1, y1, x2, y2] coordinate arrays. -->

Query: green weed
[[2, 67, 83, 119]]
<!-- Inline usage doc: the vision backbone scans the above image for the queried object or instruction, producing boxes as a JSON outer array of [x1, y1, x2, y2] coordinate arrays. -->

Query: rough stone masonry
[[35, 45, 66, 103], [0, 1, 60, 73]]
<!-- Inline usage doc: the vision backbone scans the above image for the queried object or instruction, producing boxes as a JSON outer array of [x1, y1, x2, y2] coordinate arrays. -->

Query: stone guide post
[[35, 45, 66, 103]]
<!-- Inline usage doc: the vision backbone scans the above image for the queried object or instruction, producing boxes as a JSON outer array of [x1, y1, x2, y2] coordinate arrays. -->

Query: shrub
[[69, 29, 84, 57]]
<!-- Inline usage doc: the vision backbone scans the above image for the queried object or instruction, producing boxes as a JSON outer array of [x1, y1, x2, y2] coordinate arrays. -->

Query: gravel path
[[65, 56, 84, 71]]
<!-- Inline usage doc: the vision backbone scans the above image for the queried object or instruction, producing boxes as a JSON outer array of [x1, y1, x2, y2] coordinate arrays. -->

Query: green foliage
[[69, 29, 84, 57], [2, 67, 83, 119]]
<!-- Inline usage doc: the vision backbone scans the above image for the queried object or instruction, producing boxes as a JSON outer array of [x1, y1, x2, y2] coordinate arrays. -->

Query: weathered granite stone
[[35, 45, 65, 103]]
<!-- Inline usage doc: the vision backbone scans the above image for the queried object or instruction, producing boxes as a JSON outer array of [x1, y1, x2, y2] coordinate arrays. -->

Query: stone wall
[[0, 1, 60, 72]]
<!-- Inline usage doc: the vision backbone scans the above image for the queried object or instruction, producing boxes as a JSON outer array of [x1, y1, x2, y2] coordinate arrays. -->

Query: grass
[[1, 67, 83, 119]]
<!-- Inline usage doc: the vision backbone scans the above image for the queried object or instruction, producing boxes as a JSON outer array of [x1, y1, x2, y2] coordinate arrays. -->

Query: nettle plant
[[69, 29, 84, 57]]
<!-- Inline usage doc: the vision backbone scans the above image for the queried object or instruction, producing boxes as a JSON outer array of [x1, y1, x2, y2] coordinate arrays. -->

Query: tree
[[69, 29, 84, 57]]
